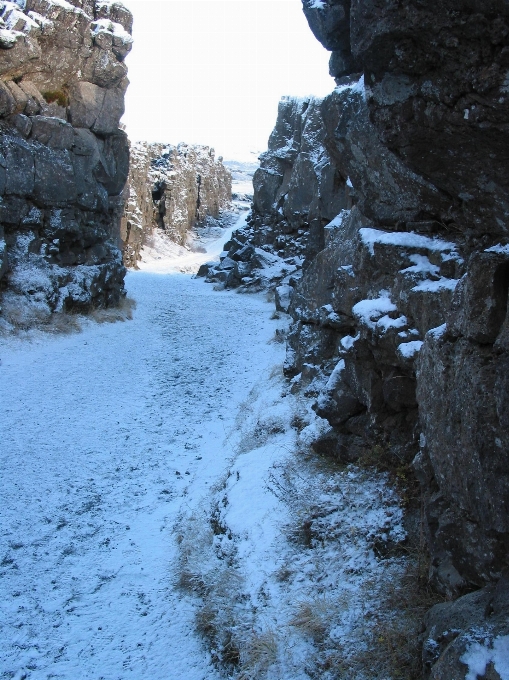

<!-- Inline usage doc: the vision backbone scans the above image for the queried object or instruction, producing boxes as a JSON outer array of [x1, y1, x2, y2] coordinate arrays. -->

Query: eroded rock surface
[[123, 142, 231, 268], [0, 0, 133, 328], [298, 0, 509, 605]]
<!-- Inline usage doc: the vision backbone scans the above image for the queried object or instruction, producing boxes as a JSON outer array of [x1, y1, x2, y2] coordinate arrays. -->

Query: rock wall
[[251, 95, 348, 264], [0, 0, 132, 328], [217, 0, 509, 674], [122, 141, 232, 268], [298, 0, 509, 598]]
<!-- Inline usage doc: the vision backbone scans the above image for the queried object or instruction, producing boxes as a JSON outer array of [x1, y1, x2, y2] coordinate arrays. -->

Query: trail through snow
[[0, 219, 285, 679]]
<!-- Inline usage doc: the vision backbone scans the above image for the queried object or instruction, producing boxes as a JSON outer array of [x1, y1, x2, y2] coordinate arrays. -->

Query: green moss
[[42, 89, 69, 108]]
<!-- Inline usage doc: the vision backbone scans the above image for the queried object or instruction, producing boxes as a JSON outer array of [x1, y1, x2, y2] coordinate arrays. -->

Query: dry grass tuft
[[90, 297, 137, 324], [236, 629, 279, 679], [0, 296, 136, 336]]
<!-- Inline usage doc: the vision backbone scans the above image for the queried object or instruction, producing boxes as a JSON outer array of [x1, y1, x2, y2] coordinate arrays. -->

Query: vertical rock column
[[0, 0, 133, 326]]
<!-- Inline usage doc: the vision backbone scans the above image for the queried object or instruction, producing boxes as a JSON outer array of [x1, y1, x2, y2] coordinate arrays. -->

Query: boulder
[[275, 284, 293, 313], [423, 575, 509, 679]]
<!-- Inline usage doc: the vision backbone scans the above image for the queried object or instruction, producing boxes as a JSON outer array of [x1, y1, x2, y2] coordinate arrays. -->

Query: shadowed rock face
[[303, 0, 509, 237], [0, 0, 133, 327], [297, 0, 509, 597], [122, 142, 232, 268], [233, 2, 509, 674]]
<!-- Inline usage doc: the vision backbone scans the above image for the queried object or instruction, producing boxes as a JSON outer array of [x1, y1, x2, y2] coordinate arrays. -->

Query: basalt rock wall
[[228, 0, 509, 675], [251, 95, 348, 264], [0, 0, 133, 327], [123, 141, 231, 268]]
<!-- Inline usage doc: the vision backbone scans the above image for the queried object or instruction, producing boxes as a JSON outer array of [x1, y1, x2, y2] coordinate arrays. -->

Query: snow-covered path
[[0, 265, 283, 679]]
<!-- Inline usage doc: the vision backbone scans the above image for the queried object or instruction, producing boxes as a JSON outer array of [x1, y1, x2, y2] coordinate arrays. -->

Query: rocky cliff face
[[299, 0, 509, 597], [217, 0, 509, 674], [0, 0, 132, 328], [252, 95, 348, 263], [122, 142, 232, 268]]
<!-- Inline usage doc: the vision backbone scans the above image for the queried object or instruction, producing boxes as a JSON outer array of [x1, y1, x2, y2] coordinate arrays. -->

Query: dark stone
[[2, 135, 35, 196], [94, 130, 129, 196], [417, 317, 509, 594], [423, 575, 509, 679], [231, 243, 255, 262], [34, 146, 77, 205], [302, 0, 352, 53], [197, 262, 212, 277], [30, 116, 74, 150]]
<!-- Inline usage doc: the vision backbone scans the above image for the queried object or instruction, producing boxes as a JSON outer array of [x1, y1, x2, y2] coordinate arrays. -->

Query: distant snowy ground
[[0, 220, 408, 680], [136, 158, 258, 276], [222, 158, 259, 202]]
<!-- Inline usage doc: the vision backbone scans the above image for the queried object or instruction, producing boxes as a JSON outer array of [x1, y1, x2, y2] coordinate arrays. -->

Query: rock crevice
[[122, 142, 232, 268]]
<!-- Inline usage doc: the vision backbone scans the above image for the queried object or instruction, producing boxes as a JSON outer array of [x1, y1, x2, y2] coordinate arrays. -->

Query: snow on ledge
[[460, 635, 509, 680], [341, 332, 360, 350], [91, 17, 132, 41], [325, 209, 350, 231], [411, 278, 458, 293], [352, 292, 397, 330], [485, 243, 509, 255], [400, 254, 440, 277], [427, 323, 447, 339], [360, 228, 457, 257], [397, 341, 423, 359]]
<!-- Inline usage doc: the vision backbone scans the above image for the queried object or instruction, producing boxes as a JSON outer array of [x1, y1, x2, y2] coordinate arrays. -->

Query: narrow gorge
[[1, 1, 508, 679]]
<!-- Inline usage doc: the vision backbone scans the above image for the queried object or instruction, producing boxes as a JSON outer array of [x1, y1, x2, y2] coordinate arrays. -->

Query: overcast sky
[[121, 0, 334, 161]]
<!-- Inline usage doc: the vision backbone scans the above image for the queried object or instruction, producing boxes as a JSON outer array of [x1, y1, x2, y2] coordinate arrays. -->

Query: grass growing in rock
[[42, 88, 69, 108], [174, 359, 434, 679]]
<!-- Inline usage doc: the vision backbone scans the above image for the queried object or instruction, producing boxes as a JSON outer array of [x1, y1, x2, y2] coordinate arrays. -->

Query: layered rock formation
[[0, 0, 132, 327], [298, 0, 509, 599], [122, 142, 231, 268], [216, 0, 509, 674]]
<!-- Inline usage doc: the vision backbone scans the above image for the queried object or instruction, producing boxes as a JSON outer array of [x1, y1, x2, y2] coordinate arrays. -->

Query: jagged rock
[[422, 574, 509, 679], [303, 0, 509, 236], [0, 0, 133, 327], [290, 1, 509, 676], [252, 95, 348, 263], [122, 142, 231, 268], [205, 223, 300, 292]]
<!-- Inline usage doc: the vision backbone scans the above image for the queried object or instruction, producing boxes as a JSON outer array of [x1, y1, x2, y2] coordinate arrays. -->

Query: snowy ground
[[0, 220, 286, 679], [1, 211, 411, 679]]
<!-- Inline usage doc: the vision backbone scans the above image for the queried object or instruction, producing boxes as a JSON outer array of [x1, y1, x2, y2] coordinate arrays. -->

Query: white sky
[[121, 0, 334, 161]]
